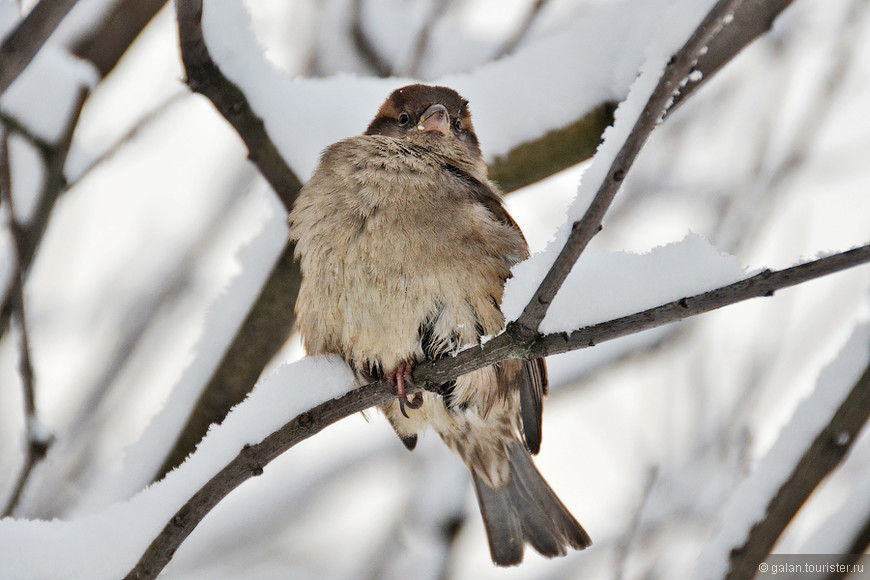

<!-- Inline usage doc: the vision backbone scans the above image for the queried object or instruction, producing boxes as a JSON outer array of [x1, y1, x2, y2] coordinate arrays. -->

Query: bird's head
[[365, 84, 483, 164]]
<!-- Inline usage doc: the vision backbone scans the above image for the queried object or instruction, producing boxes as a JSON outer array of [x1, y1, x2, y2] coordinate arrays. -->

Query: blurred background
[[1, 0, 869, 578]]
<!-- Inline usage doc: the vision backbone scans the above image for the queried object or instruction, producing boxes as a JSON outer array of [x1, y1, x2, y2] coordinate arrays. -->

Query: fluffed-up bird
[[289, 83, 591, 565]]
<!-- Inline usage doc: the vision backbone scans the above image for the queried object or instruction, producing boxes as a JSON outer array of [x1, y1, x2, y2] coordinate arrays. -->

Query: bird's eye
[[453, 118, 463, 132], [398, 113, 411, 126]]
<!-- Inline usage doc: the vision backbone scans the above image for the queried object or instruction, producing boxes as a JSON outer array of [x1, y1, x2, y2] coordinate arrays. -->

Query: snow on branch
[[511, 0, 745, 339], [159, 0, 797, 482], [175, 0, 302, 212], [125, 243, 870, 580], [695, 324, 870, 580], [670, 0, 796, 112]]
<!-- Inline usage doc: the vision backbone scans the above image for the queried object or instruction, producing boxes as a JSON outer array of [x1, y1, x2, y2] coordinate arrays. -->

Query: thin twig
[[0, 87, 89, 343], [0, 86, 87, 267], [617, 467, 659, 580], [68, 90, 188, 189], [669, 0, 796, 113], [0, 82, 86, 512], [404, 0, 453, 77], [492, 0, 551, 60], [0, 128, 53, 517], [420, 244, 870, 388], [125, 243, 870, 580], [511, 0, 745, 341], [0, 0, 80, 96], [350, 0, 392, 77]]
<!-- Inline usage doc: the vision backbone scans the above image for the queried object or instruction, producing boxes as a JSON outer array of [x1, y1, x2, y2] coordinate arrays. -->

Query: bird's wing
[[442, 165, 548, 454]]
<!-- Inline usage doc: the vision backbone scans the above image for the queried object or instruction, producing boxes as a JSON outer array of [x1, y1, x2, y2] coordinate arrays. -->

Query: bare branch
[[725, 361, 870, 580], [350, 0, 393, 77], [0, 128, 53, 517], [420, 244, 870, 388], [126, 244, 870, 580], [403, 0, 453, 77], [492, 0, 551, 60], [0, 0, 80, 96], [0, 86, 88, 340], [512, 0, 746, 340], [69, 0, 168, 79], [0, 81, 87, 513]]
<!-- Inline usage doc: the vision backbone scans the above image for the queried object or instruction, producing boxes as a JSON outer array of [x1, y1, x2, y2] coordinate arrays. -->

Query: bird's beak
[[417, 104, 450, 135]]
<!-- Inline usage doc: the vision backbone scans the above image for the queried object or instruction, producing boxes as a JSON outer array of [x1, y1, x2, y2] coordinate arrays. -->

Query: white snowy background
[[1, 0, 869, 578]]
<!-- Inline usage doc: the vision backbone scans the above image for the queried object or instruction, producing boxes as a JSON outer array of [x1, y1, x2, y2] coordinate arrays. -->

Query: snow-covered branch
[[158, 0, 306, 478], [420, 244, 870, 388], [670, 0, 795, 112], [0, 1, 867, 578], [726, 358, 870, 579], [126, 243, 870, 580], [175, 0, 302, 211], [158, 0, 798, 483], [512, 0, 745, 339], [694, 323, 870, 579]]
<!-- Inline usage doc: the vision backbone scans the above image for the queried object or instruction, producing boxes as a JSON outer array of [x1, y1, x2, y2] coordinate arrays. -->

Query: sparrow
[[288, 84, 590, 565]]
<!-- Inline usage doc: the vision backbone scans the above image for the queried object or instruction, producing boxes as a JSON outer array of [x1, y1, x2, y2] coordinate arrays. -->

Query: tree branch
[[403, 0, 453, 77], [0, 87, 89, 346], [0, 0, 80, 96], [158, 0, 307, 479], [492, 0, 551, 60], [0, 129, 53, 517], [488, 102, 615, 193], [153, 0, 796, 486], [175, 0, 302, 211], [126, 244, 870, 580], [69, 0, 168, 79], [669, 0, 796, 113], [512, 0, 745, 340], [419, 245, 870, 388], [126, 378, 395, 580], [725, 360, 870, 580], [350, 0, 393, 77]]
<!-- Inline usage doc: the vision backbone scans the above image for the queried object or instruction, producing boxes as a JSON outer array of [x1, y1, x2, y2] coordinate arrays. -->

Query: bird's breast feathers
[[290, 135, 524, 369]]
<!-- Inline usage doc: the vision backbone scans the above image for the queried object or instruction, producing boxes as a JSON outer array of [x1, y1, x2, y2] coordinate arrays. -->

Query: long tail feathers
[[472, 441, 591, 566]]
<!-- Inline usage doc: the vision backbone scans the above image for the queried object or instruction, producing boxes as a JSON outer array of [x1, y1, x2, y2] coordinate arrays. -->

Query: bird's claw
[[399, 393, 424, 418], [389, 361, 423, 418]]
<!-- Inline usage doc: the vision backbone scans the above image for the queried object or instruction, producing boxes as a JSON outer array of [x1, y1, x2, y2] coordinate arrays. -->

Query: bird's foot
[[389, 360, 423, 418]]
